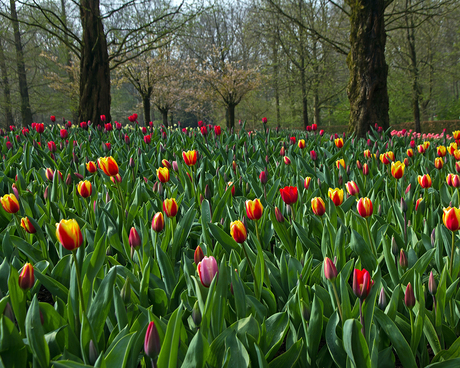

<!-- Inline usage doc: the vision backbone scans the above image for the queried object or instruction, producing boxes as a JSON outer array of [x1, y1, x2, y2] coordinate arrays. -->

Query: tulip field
[[4, 119, 460, 368]]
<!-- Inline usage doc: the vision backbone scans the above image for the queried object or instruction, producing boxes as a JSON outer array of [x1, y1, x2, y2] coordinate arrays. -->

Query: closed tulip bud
[[194, 246, 205, 265], [259, 171, 268, 184], [363, 163, 369, 176], [304, 177, 311, 190], [435, 157, 444, 170], [280, 146, 285, 156], [144, 321, 161, 360], [405, 183, 411, 195], [12, 184, 19, 201], [399, 249, 408, 269], [378, 287, 387, 310], [431, 229, 436, 248], [356, 160, 362, 170], [301, 299, 311, 320], [346, 181, 359, 196], [378, 204, 382, 216], [129, 227, 141, 249], [172, 161, 179, 172], [405, 283, 415, 309], [120, 277, 131, 304], [205, 184, 211, 200], [129, 157, 135, 168], [56, 219, 83, 251], [230, 220, 247, 243], [428, 271, 437, 295], [88, 340, 98, 366], [275, 207, 285, 222], [283, 156, 291, 165], [391, 236, 399, 256], [157, 182, 163, 195], [401, 198, 407, 213], [44, 186, 48, 201], [192, 301, 202, 327], [18, 263, 34, 290], [324, 257, 338, 281], [151, 212, 164, 232], [21, 217, 36, 234]]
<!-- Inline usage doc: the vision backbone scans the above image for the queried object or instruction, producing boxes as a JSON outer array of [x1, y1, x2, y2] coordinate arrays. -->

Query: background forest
[[0, 0, 459, 131]]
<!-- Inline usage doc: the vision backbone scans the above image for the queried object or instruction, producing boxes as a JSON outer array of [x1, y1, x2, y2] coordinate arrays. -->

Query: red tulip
[[352, 268, 373, 300], [50, 115, 56, 123], [405, 282, 415, 309], [194, 246, 205, 264], [60, 129, 68, 139], [324, 257, 338, 281], [144, 321, 161, 359], [214, 125, 221, 135], [279, 186, 298, 205], [129, 227, 141, 249]]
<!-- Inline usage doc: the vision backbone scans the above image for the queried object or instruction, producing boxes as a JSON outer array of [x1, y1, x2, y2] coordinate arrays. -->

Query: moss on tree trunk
[[346, 0, 389, 138]]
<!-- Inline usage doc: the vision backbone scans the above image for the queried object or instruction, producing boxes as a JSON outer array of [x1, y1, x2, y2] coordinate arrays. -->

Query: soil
[[37, 285, 54, 304]]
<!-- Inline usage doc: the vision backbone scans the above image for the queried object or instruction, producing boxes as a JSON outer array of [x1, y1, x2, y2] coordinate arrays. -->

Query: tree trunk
[[79, 0, 111, 127], [10, 0, 33, 127], [170, 111, 173, 127], [346, 0, 389, 138], [300, 67, 309, 130], [160, 109, 168, 127], [0, 40, 14, 129], [143, 95, 151, 125], [228, 103, 235, 131], [405, 0, 421, 133], [273, 39, 281, 128], [312, 40, 321, 126]]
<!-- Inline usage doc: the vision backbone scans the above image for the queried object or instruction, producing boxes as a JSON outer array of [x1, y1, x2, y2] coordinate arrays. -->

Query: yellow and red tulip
[[245, 199, 263, 220], [151, 212, 165, 232], [77, 180, 92, 198], [163, 198, 178, 218], [434, 157, 443, 170], [453, 131, 460, 140], [346, 181, 359, 196], [21, 217, 36, 234], [380, 153, 390, 165], [334, 138, 343, 148], [86, 161, 97, 173], [418, 174, 432, 189], [298, 139, 306, 149], [98, 156, 119, 177], [437, 145, 447, 157], [304, 177, 311, 190], [311, 197, 326, 216], [162, 159, 172, 169], [448, 142, 458, 155], [417, 145, 425, 154], [423, 141, 430, 150], [283, 156, 291, 165], [363, 149, 371, 159], [443, 207, 460, 232], [357, 197, 373, 218], [386, 151, 395, 161], [407, 148, 413, 158], [156, 167, 170, 183], [328, 188, 344, 206], [415, 198, 423, 211], [391, 161, 405, 179], [56, 219, 83, 251], [182, 150, 197, 166], [227, 182, 235, 197], [454, 150, 460, 161], [18, 263, 34, 290], [1, 194, 19, 214], [336, 159, 345, 170], [230, 220, 247, 243], [110, 174, 122, 184]]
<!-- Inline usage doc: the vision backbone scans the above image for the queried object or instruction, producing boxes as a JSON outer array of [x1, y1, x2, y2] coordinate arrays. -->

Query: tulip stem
[[255, 221, 261, 246], [115, 181, 126, 224], [366, 218, 377, 257], [331, 281, 343, 322], [394, 180, 398, 202], [450, 230, 456, 277], [242, 241, 258, 299], [359, 299, 365, 337], [72, 250, 86, 315]]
